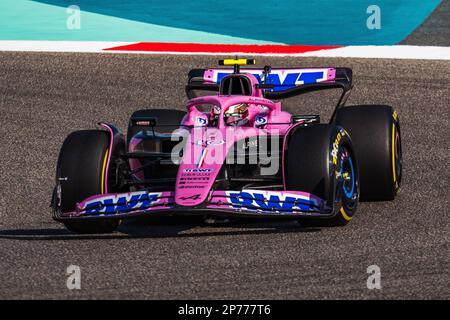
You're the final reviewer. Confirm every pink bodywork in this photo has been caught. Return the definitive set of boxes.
[62,70,338,218]
[175,94,291,206]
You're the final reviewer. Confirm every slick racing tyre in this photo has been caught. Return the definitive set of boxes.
[285,124,359,227]
[55,130,124,233]
[334,105,402,201]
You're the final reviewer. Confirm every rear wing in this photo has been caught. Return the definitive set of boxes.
[186,65,353,123]
[187,67,352,98]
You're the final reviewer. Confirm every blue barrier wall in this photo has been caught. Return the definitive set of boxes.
[0,0,442,44]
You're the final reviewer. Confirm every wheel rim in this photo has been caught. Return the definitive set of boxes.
[342,155,355,198]
[337,146,358,210]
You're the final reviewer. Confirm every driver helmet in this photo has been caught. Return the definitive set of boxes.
[224,103,249,126]
[209,105,221,126]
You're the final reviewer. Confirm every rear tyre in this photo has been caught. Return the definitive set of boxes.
[56,130,124,233]
[285,124,359,227]
[334,105,402,201]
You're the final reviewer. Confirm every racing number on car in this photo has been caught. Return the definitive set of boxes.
[179,194,202,201]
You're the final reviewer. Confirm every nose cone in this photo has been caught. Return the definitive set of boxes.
[175,129,227,207]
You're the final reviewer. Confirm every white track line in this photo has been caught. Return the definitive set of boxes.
[303,45,450,60]
[0,41,132,53]
[0,41,449,60]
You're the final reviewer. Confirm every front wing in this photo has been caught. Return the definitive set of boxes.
[54,189,335,221]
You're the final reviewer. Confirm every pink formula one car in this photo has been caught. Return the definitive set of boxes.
[52,59,402,233]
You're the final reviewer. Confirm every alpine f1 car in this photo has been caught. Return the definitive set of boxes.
[52,59,402,233]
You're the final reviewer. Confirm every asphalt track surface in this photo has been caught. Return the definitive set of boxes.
[402,0,450,46]
[0,53,449,299]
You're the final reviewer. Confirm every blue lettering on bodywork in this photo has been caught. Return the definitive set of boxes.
[84,193,160,214]
[297,72,325,85]
[228,192,253,207]
[228,192,315,212]
[216,70,326,92]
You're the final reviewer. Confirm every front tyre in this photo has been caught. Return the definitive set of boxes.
[284,124,359,227]
[55,130,123,233]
